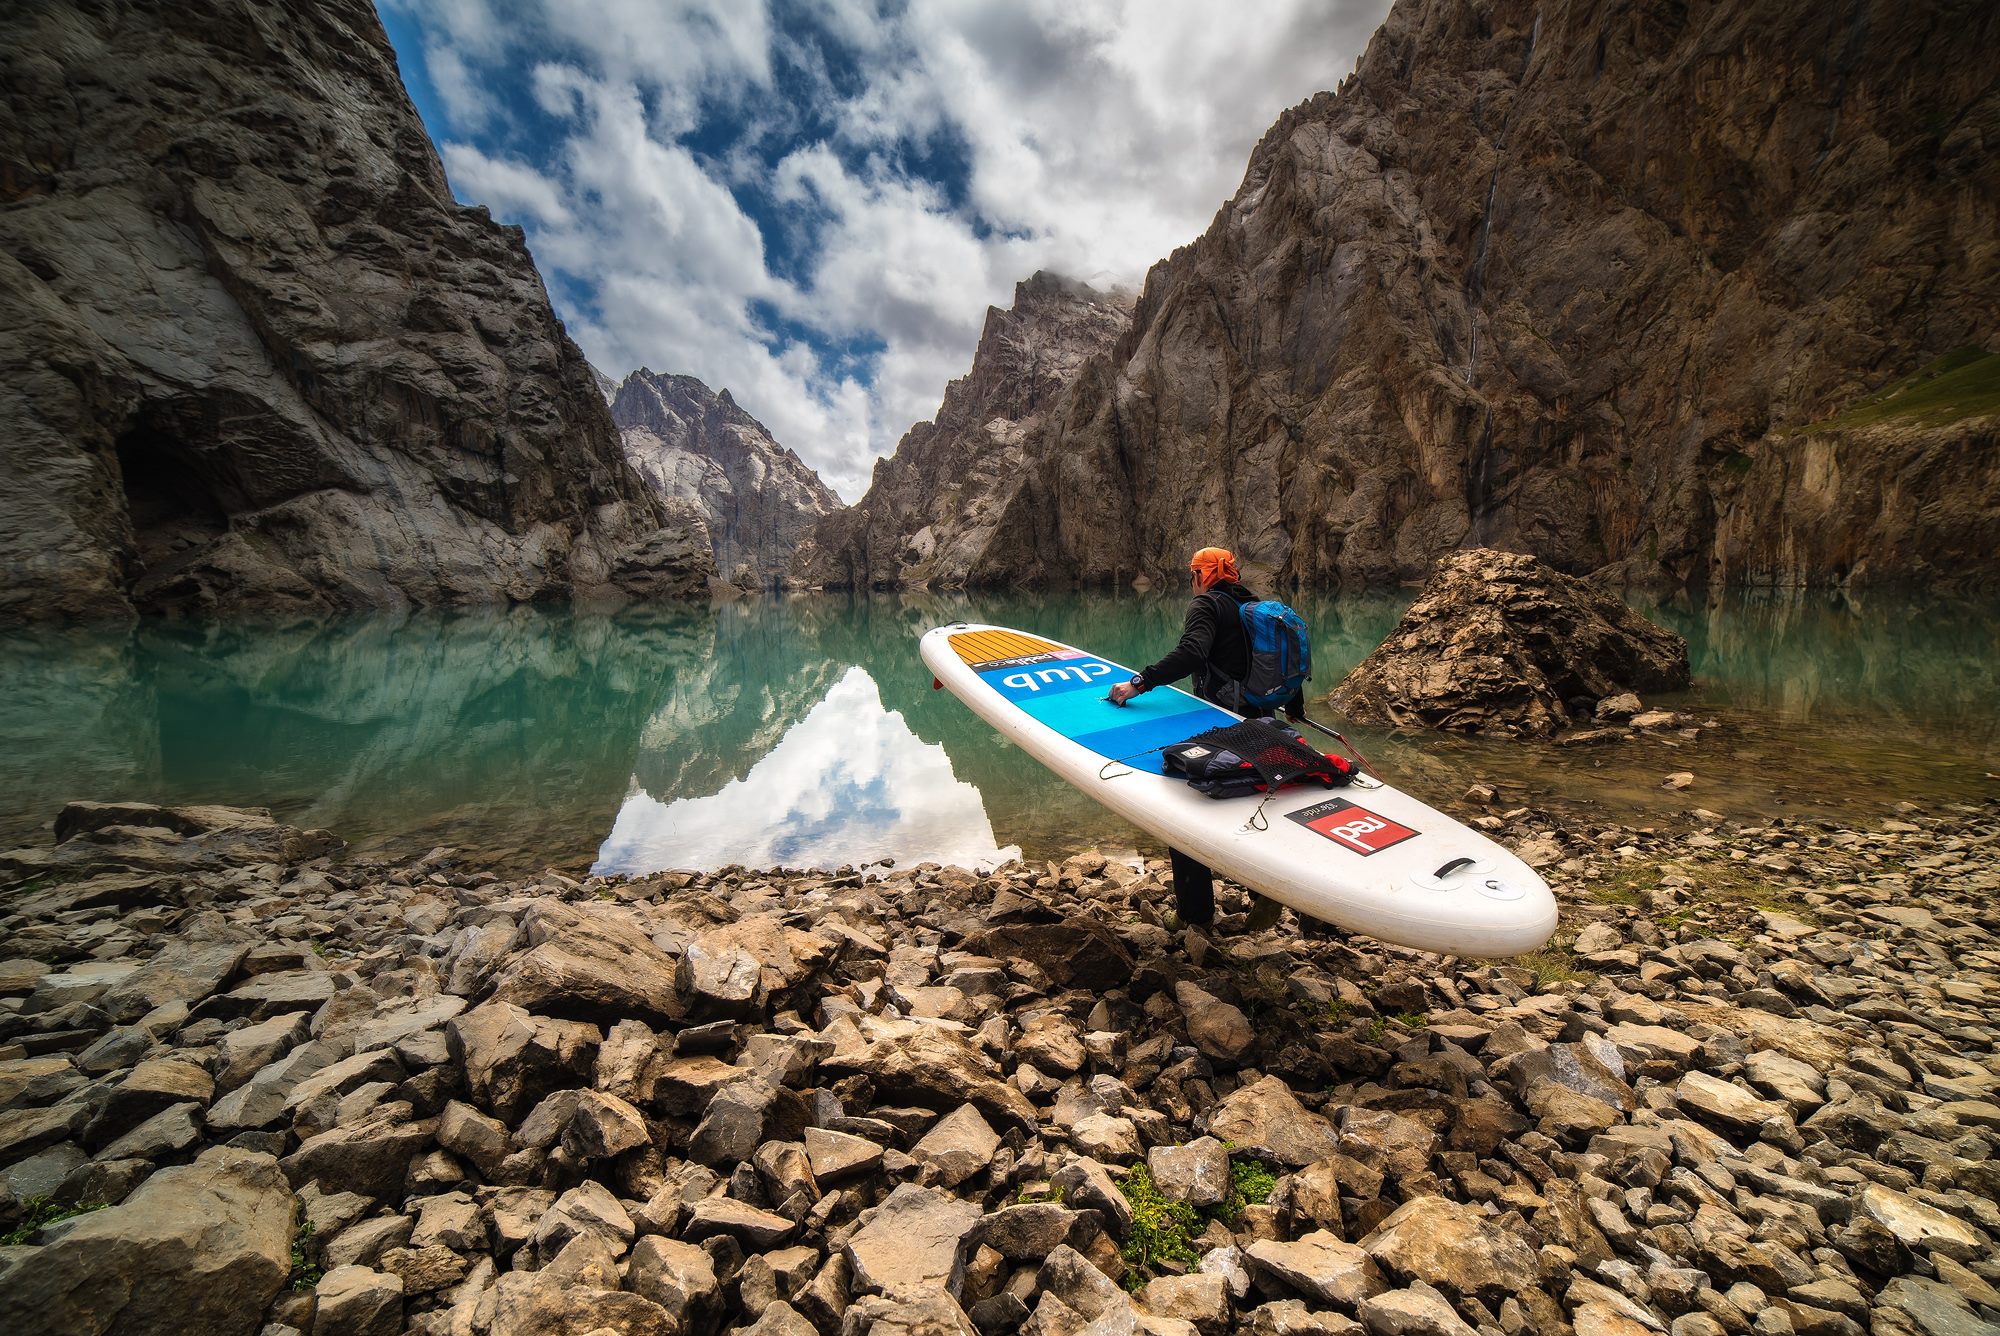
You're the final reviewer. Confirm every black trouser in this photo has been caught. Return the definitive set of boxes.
[1167,689,1305,926]
[1168,847,1215,925]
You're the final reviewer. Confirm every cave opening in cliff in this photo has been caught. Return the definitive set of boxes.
[115,420,230,580]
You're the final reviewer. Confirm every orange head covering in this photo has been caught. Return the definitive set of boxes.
[1189,546,1239,591]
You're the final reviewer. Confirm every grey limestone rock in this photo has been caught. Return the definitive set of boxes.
[0,0,712,622]
[844,0,2000,596]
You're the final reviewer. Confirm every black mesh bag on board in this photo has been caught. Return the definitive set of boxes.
[1162,718,1355,799]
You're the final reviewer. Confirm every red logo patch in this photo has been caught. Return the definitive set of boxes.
[1288,798,1418,856]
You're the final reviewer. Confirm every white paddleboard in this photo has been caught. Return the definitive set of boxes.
[921,623,1558,957]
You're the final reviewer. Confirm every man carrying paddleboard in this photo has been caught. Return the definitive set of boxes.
[1107,546,1302,929]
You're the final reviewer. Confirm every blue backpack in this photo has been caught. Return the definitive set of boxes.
[1234,598,1312,710]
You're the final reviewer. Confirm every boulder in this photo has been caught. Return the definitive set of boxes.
[282,1115,437,1203]
[436,1100,512,1177]
[1854,1184,1983,1262]
[1016,1014,1088,1075]
[1674,1071,1787,1133]
[215,1013,313,1093]
[446,1000,598,1124]
[99,936,250,1023]
[1357,1284,1477,1336]
[820,1014,1038,1133]
[911,1103,1002,1188]
[804,1126,884,1184]
[1246,1232,1389,1307]
[313,1264,404,1336]
[1174,982,1255,1063]
[839,1294,982,1336]
[627,1235,722,1331]
[487,900,686,1026]
[972,1201,1086,1260]
[562,1089,650,1160]
[1139,1273,1233,1336]
[959,918,1134,990]
[1148,1137,1233,1209]
[846,1182,984,1300]
[1361,1198,1540,1299]
[683,1197,798,1249]
[1330,551,1690,737]
[488,1270,678,1336]
[531,1181,635,1260]
[0,1147,293,1335]
[1206,1076,1340,1167]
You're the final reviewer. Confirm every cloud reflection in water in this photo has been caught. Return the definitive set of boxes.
[593,666,1018,876]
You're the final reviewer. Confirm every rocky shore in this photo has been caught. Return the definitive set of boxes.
[1,798,1996,1336]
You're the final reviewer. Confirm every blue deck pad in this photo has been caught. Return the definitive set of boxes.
[977,655,1124,703]
[1020,686,1235,775]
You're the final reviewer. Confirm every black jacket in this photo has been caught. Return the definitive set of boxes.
[1138,581,1252,697]
[1137,580,1307,719]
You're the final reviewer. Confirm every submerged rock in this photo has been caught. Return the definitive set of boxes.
[1330,550,1690,737]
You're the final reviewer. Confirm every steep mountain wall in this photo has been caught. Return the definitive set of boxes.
[612,371,839,589]
[0,0,712,621]
[788,272,1134,590]
[963,0,2000,591]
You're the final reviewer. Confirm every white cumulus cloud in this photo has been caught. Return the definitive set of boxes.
[382,0,1390,502]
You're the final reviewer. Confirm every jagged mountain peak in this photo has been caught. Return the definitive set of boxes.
[786,270,1135,591]
[612,367,838,589]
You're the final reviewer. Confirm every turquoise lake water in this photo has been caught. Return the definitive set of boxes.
[1,591,1994,875]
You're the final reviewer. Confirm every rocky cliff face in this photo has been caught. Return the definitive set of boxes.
[788,272,1133,590]
[0,0,712,621]
[908,0,2000,591]
[611,371,839,589]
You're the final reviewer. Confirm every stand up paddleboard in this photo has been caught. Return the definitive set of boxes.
[921,623,1558,958]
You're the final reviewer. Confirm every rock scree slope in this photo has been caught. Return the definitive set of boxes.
[1,795,1997,1335]
[0,0,713,622]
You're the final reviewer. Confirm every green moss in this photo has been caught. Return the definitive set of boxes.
[1365,1016,1388,1042]
[1116,1163,1201,1273]
[1793,347,2000,433]
[1511,930,1595,989]
[2,1197,108,1245]
[1215,1157,1277,1229]
[1588,865,1656,905]
[1389,1012,1428,1031]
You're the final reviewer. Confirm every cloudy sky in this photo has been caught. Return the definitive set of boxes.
[377,0,1390,501]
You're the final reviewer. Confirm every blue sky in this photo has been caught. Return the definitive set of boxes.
[376,1,1389,501]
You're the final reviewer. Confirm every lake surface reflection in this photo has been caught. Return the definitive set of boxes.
[594,666,1017,875]
[0,588,1992,874]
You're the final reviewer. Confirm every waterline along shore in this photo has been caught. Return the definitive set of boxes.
[0,794,1995,1335]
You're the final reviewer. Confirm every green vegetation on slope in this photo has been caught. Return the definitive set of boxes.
[1797,346,2000,433]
